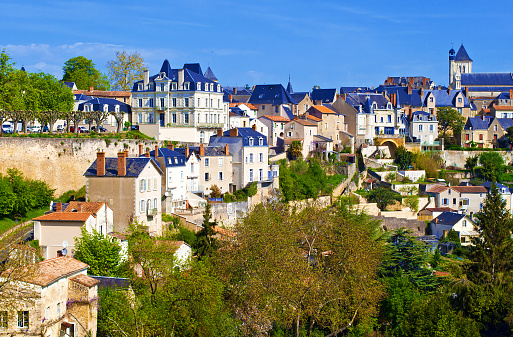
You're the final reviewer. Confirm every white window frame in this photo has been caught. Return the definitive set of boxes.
[17,311,28,328]
[205,158,209,167]
[140,199,145,213]
[140,179,145,192]
[218,158,223,167]
[259,153,263,163]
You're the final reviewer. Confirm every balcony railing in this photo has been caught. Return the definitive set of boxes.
[147,208,158,216]
[156,106,168,111]
[197,123,224,128]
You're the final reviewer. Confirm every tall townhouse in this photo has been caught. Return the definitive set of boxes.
[209,127,269,191]
[131,60,228,143]
[84,151,163,235]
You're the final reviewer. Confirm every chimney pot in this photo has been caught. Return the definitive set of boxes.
[124,149,129,158]
[117,151,126,176]
[97,151,106,176]
[217,128,223,137]
[155,145,159,157]
[233,87,237,95]
[230,127,238,137]
[185,145,189,157]
[138,143,143,157]
[252,124,256,131]
[167,143,174,151]
[225,144,229,156]
[145,151,150,158]
[56,202,62,212]
[199,144,205,156]
[89,86,94,92]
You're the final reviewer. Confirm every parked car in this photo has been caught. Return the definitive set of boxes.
[28,126,41,133]
[78,126,89,133]
[91,126,107,132]
[56,125,64,132]
[2,123,13,134]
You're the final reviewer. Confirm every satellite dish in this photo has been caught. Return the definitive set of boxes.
[62,248,68,256]
[62,241,68,249]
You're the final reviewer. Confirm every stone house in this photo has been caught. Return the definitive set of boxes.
[248,84,296,120]
[461,116,493,148]
[0,256,98,337]
[33,201,113,259]
[430,211,478,246]
[409,111,438,143]
[84,151,163,235]
[305,105,348,150]
[257,115,290,147]
[283,119,318,158]
[427,185,487,217]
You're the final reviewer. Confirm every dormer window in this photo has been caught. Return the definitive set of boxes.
[249,137,254,146]
[103,104,108,112]
[148,84,153,90]
[172,82,177,90]
[259,137,263,146]
[184,83,190,90]
[458,97,462,103]
[259,94,264,98]
[205,84,209,92]
[372,102,377,110]
[197,82,201,90]
[115,105,120,112]
[160,83,165,91]
[138,84,143,91]
[217,84,221,92]
[210,83,214,91]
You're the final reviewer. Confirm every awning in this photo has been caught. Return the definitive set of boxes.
[187,192,207,208]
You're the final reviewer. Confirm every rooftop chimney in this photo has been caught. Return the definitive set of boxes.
[230,127,238,137]
[225,144,229,156]
[510,89,513,99]
[138,143,143,157]
[155,145,159,157]
[407,83,412,95]
[252,123,256,131]
[143,69,149,88]
[185,146,189,157]
[97,151,106,176]
[178,69,184,90]
[117,151,126,176]
[229,94,233,102]
[199,144,205,156]
[56,202,62,212]
[167,143,174,151]
[447,87,451,95]
[124,149,129,158]
[145,151,150,158]
[217,128,223,137]
[422,77,427,86]
[438,85,441,90]
[233,87,237,95]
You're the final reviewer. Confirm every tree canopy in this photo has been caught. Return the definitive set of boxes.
[74,228,122,276]
[106,51,146,91]
[437,107,465,136]
[479,151,505,182]
[62,56,110,91]
[394,146,413,170]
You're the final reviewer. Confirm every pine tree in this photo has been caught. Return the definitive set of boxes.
[195,201,218,259]
[470,182,513,283]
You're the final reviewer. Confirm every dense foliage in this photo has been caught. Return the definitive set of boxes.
[62,56,110,91]
[0,168,54,216]
[74,228,122,276]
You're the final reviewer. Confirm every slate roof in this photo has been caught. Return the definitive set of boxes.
[62,81,75,89]
[468,86,513,92]
[84,157,162,177]
[148,148,186,167]
[496,92,511,100]
[248,84,296,105]
[1,256,89,287]
[203,66,218,82]
[283,106,294,119]
[412,111,437,122]
[340,86,371,94]
[286,79,294,94]
[464,116,493,130]
[423,89,470,107]
[133,59,218,92]
[454,44,472,62]
[430,211,466,226]
[74,93,93,101]
[313,135,333,142]
[78,97,131,113]
[310,88,337,103]
[461,73,513,86]
[346,93,390,113]
[174,146,228,157]
[497,118,513,130]
[290,92,308,103]
[480,181,511,193]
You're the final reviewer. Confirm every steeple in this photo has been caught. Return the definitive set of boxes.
[455,44,472,62]
[286,74,294,94]
[204,66,218,82]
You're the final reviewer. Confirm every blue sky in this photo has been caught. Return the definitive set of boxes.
[2,0,513,92]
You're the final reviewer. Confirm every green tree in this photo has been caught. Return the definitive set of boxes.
[109,110,125,133]
[62,56,110,91]
[195,201,218,259]
[106,51,146,91]
[469,182,513,283]
[217,202,384,337]
[437,107,465,136]
[89,110,110,131]
[465,155,479,176]
[479,151,505,182]
[367,187,401,211]
[394,146,413,170]
[74,228,121,276]
[288,140,303,159]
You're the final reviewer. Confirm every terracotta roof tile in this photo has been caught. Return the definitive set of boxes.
[64,202,104,215]
[261,115,290,122]
[1,256,89,287]
[312,105,335,114]
[493,106,513,110]
[229,103,258,110]
[70,274,100,288]
[74,90,130,97]
[33,212,92,222]
[292,119,317,126]
[425,207,455,212]
[451,186,487,193]
[426,185,449,194]
[303,114,322,122]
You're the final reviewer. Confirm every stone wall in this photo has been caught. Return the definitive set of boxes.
[0,138,159,196]
[374,215,427,236]
[443,150,513,168]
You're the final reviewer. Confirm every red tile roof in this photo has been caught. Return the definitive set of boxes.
[229,103,258,110]
[70,274,100,288]
[425,207,455,212]
[311,105,335,114]
[293,119,318,126]
[64,202,105,216]
[451,186,487,193]
[74,89,130,98]
[493,106,513,110]
[261,115,290,122]
[1,256,89,287]
[33,212,92,222]
[426,185,449,194]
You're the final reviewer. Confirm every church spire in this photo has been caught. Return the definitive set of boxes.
[286,74,294,94]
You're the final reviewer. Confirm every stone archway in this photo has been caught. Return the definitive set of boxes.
[381,140,398,158]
